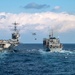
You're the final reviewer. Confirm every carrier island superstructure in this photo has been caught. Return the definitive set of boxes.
[0,22,20,52]
[43,31,63,52]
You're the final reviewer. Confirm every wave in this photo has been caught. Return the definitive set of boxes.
[0,50,9,59]
[38,49,75,60]
[39,49,75,54]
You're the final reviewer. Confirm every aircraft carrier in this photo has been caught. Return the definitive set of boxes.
[0,22,20,52]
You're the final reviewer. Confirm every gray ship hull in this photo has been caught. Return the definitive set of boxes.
[0,47,16,52]
[45,47,62,52]
[49,47,62,52]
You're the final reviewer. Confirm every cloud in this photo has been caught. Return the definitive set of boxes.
[0,12,75,33]
[24,2,50,9]
[52,6,61,12]
[0,15,6,19]
[54,6,61,10]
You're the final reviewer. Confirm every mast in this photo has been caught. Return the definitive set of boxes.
[12,22,19,32]
[51,29,53,37]
[49,29,53,38]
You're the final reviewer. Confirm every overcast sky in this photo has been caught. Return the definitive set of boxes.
[0,0,75,43]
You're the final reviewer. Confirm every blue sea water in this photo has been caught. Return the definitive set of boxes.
[0,44,75,75]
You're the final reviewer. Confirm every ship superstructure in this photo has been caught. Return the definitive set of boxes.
[0,22,20,52]
[11,22,20,46]
[43,30,63,52]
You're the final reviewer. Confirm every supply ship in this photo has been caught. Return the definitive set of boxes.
[0,22,20,52]
[43,31,63,52]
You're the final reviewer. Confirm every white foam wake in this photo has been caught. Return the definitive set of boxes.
[39,49,75,54]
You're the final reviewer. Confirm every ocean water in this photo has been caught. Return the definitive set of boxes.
[0,44,75,75]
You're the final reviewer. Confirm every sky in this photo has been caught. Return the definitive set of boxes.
[0,0,75,43]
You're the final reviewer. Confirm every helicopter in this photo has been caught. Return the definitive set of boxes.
[32,32,37,40]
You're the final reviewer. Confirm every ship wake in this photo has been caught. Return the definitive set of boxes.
[39,49,75,55]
